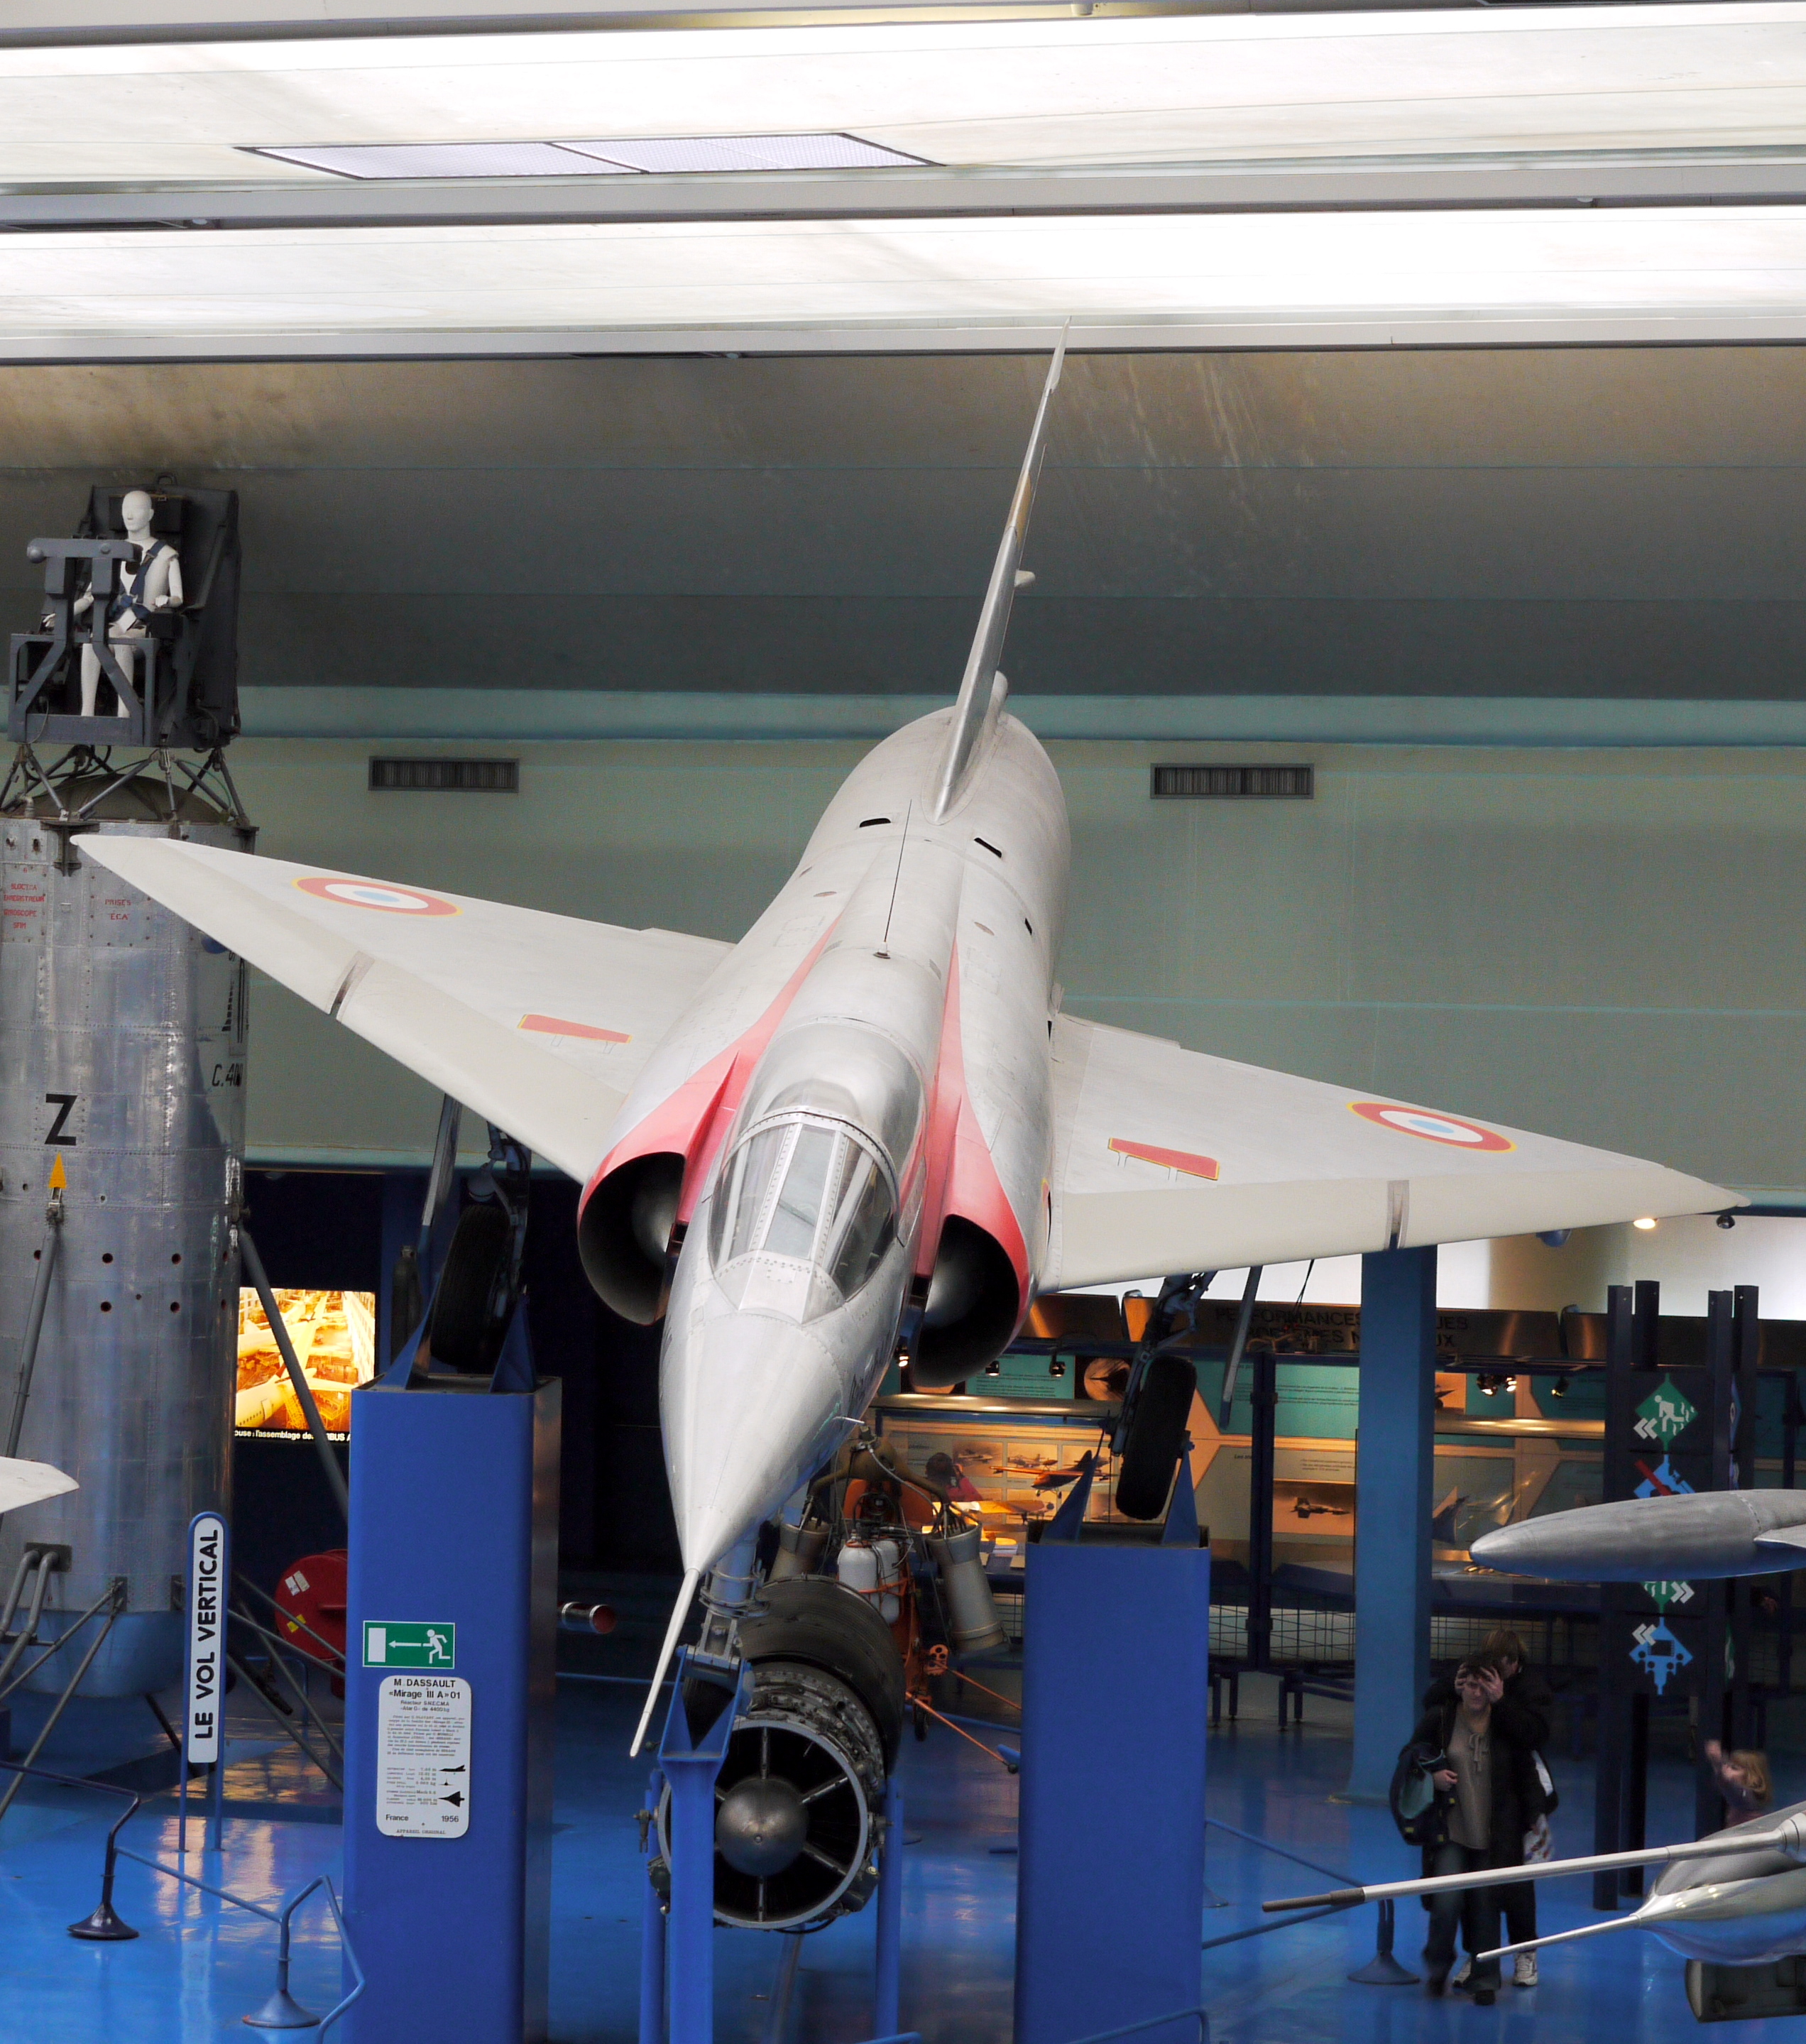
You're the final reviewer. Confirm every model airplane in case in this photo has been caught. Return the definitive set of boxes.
[79,339,1736,1747]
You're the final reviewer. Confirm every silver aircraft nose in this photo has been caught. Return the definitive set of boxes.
[662,1308,844,1580]
[1470,1490,1806,1584]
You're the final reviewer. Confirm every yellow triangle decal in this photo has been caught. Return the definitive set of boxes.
[48,1152,67,1191]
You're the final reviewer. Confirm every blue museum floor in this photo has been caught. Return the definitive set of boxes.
[0,1666,1800,2043]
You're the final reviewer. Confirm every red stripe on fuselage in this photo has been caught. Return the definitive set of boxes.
[580,930,834,1230]
[582,924,1030,1328]
[916,947,1031,1318]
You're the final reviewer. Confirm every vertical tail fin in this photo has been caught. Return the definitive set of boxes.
[629,1565,700,1757]
[928,325,1068,821]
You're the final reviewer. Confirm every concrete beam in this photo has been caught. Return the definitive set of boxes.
[11,154,1806,234]
[0,0,1499,48]
[234,686,1806,748]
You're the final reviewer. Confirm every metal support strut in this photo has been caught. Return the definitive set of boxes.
[657,1654,753,2044]
[0,1545,62,1695]
[874,1774,905,2037]
[240,1225,349,1521]
[5,1181,65,1458]
[638,1773,668,2044]
[0,1578,124,1824]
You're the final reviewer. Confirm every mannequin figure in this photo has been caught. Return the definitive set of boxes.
[73,489,182,718]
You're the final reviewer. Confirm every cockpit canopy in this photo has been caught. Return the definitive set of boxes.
[707,1113,899,1322]
[731,1021,924,1180]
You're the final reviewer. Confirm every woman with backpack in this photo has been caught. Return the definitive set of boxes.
[1401,1651,1549,2004]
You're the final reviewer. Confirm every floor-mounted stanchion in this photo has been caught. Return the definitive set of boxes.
[658,1653,753,2044]
[204,1744,226,1854]
[182,1509,231,1854]
[874,1774,904,2037]
[1347,1898,1418,1986]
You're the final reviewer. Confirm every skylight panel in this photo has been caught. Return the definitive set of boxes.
[566,135,926,174]
[253,142,634,180]
[246,135,926,181]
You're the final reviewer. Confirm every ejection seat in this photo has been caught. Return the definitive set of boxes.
[9,485,241,752]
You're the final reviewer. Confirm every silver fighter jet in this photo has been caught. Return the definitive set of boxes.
[78,343,1736,1749]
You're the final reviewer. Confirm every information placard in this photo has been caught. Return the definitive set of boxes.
[185,1511,229,1764]
[376,1674,472,1839]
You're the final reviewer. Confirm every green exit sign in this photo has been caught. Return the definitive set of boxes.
[363,1621,456,1671]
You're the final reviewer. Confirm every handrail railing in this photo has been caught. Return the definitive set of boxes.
[0,1750,361,2031]
[1198,1815,1409,1982]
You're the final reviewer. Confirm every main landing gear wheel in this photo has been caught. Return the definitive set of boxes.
[1114,1352,1198,1520]
[427,1200,513,1374]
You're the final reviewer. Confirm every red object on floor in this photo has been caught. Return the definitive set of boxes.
[275,1548,348,1694]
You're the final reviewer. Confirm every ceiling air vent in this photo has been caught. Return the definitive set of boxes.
[1151,764,1313,802]
[369,758,519,793]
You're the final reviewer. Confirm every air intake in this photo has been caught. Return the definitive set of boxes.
[1151,764,1313,801]
[369,758,519,794]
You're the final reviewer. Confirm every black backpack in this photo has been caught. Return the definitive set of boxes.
[1390,1740,1449,1847]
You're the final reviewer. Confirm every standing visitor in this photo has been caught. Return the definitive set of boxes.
[1408,1654,1548,2004]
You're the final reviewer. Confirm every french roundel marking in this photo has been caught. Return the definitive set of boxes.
[1350,1101,1515,1152]
[294,876,459,918]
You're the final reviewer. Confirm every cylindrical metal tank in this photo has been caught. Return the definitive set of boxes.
[926,1522,1006,1654]
[0,777,249,1695]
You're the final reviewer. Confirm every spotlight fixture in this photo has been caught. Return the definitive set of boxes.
[985,1359,1002,1377]
[1049,1359,1067,1379]
[1717,1213,1739,1230]
[1633,1217,1658,1232]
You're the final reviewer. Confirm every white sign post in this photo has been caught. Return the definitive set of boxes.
[185,1510,229,1850]
[376,1675,472,1839]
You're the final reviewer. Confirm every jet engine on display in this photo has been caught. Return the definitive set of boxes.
[77,339,1739,1783]
[652,1442,1003,1931]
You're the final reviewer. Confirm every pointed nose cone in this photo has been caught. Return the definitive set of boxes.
[662,1310,844,1578]
[1470,1492,1768,1584]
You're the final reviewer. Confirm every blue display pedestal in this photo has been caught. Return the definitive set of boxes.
[342,1379,560,2043]
[1345,1247,1438,1803]
[1014,1543,1210,2044]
